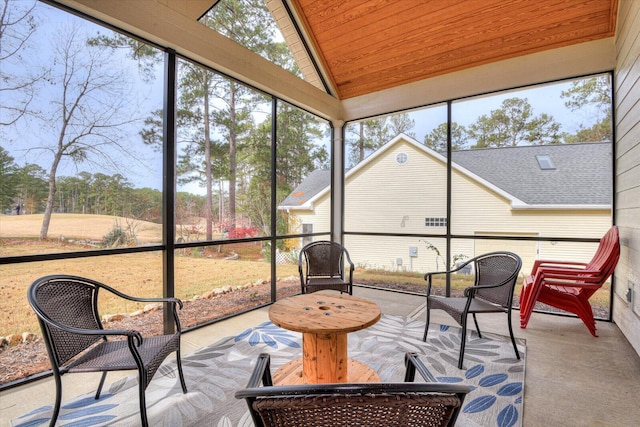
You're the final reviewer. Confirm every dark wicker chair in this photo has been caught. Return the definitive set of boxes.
[423,252,522,369]
[236,352,471,427]
[298,240,354,294]
[27,275,188,427]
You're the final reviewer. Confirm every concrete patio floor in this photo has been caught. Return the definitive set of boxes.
[1,286,639,426]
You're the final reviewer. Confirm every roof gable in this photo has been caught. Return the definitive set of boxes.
[279,134,612,210]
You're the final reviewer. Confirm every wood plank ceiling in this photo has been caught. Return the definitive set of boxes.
[290,0,618,99]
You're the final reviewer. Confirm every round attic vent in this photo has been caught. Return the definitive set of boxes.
[395,152,408,165]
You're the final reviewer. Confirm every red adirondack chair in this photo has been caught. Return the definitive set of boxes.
[519,226,620,336]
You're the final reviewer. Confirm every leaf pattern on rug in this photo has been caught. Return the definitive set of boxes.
[497,404,520,427]
[12,314,525,427]
[464,394,498,413]
[235,321,301,349]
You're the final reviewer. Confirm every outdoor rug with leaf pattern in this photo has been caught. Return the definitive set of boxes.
[12,314,525,427]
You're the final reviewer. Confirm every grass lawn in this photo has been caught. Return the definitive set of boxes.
[0,213,163,246]
[0,214,611,337]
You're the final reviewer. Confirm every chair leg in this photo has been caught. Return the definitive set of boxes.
[423,301,431,342]
[176,348,188,393]
[507,310,521,360]
[574,297,598,337]
[135,364,149,427]
[139,382,149,427]
[472,313,482,338]
[458,315,468,369]
[518,281,531,327]
[95,371,108,399]
[49,372,63,427]
[520,280,543,329]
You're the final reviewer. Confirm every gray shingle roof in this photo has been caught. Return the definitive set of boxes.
[280,141,612,208]
[280,169,332,208]
[451,143,612,205]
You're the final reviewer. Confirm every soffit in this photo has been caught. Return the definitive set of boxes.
[289,0,618,99]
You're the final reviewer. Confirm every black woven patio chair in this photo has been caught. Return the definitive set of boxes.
[423,251,522,369]
[299,240,354,294]
[235,352,470,427]
[27,274,188,427]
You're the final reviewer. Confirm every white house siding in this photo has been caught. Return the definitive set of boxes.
[452,168,609,238]
[450,160,610,272]
[474,234,538,274]
[344,141,448,234]
[295,136,610,275]
[344,234,449,273]
[614,0,640,354]
[290,192,331,237]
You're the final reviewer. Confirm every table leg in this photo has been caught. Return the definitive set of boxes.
[302,332,348,383]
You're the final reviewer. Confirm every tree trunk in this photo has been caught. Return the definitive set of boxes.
[228,84,237,231]
[359,122,365,162]
[203,81,213,240]
[39,155,61,240]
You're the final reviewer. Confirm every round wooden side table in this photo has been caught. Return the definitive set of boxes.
[268,293,381,384]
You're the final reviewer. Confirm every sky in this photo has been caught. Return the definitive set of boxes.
[1,2,165,190]
[1,1,607,196]
[407,79,583,143]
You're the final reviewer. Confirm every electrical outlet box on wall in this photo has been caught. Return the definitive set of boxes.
[635,288,640,316]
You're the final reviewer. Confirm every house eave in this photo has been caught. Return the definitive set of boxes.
[278,204,313,211]
[511,203,611,210]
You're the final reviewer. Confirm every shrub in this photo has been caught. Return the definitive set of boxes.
[227,227,259,238]
[103,224,130,247]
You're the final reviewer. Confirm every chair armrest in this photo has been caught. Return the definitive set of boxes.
[424,260,470,295]
[535,266,605,283]
[34,311,144,346]
[531,259,588,274]
[298,252,306,292]
[102,284,184,309]
[246,353,273,388]
[99,284,184,331]
[423,270,450,296]
[404,352,437,382]
[344,254,355,286]
[343,250,355,278]
[536,278,605,289]
[463,277,515,297]
[424,266,461,281]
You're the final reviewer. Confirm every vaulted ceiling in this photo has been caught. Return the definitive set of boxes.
[288,0,618,99]
[64,0,618,119]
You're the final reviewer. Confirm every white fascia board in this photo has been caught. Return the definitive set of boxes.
[397,135,529,207]
[278,203,313,211]
[278,134,417,211]
[280,133,529,211]
[511,204,611,211]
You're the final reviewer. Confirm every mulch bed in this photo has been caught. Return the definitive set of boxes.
[0,279,300,386]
